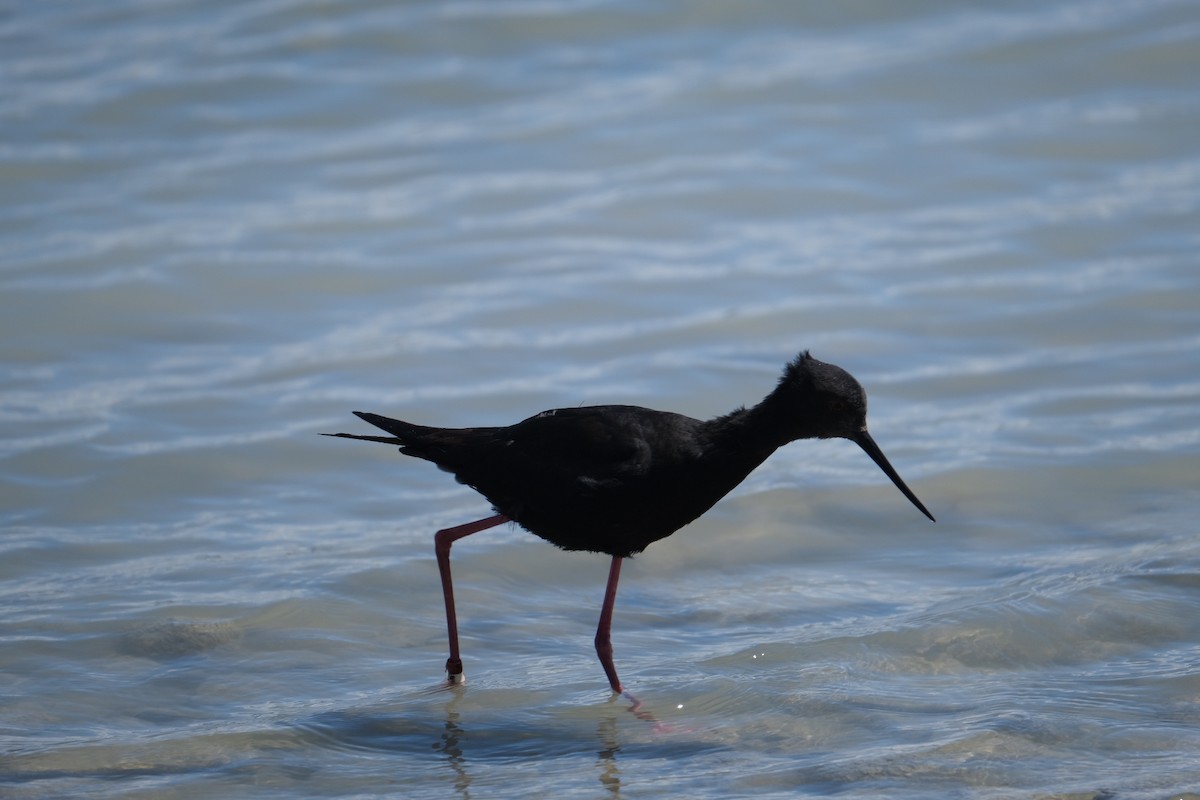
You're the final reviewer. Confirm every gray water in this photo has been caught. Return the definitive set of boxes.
[3,1,1199,798]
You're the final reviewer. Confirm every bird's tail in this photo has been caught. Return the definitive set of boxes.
[322,432,403,445]
[324,411,488,470]
[322,411,421,446]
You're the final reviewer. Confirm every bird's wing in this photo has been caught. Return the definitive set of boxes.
[503,406,666,480]
[457,405,707,504]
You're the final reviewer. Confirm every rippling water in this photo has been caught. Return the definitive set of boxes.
[3,1,1199,798]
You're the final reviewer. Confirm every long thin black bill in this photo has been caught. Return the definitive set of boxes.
[853,430,935,522]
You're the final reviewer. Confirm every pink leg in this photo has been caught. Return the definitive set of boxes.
[434,514,508,684]
[595,556,626,694]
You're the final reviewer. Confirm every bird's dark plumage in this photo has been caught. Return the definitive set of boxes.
[328,352,931,557]
[325,351,933,693]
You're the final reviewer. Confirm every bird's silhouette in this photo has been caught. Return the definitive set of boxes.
[327,351,933,696]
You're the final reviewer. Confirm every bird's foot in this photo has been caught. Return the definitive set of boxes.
[445,657,465,685]
[612,688,674,731]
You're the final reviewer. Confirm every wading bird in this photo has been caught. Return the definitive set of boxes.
[326,351,934,696]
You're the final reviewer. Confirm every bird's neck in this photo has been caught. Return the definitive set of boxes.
[704,399,794,463]
[710,386,823,449]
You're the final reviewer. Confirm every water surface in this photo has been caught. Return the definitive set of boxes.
[3,1,1199,797]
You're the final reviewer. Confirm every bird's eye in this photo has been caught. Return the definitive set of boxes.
[830,399,846,412]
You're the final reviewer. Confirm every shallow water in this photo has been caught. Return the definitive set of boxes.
[3,0,1199,797]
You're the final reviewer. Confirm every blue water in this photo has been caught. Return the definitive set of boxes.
[3,1,1200,797]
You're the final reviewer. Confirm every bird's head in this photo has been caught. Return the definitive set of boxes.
[774,352,935,521]
[776,351,870,440]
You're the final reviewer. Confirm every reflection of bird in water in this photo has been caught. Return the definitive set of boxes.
[596,712,622,798]
[433,705,470,799]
